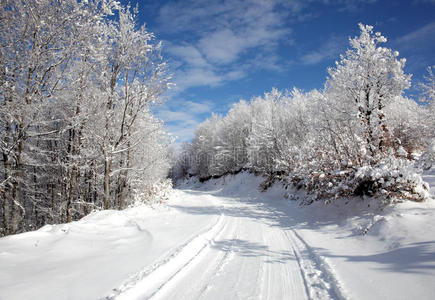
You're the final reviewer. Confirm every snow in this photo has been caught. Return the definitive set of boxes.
[1,172,435,299]
[0,193,221,300]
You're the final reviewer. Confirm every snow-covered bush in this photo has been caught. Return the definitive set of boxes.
[417,140,435,170]
[353,158,429,202]
[385,96,429,158]
[297,156,429,204]
[133,179,173,205]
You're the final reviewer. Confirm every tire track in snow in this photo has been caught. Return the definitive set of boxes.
[258,219,307,300]
[259,224,269,299]
[149,200,244,300]
[195,216,240,299]
[145,218,230,300]
[104,200,226,300]
[285,229,348,300]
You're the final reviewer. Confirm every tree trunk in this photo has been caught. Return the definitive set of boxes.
[2,121,12,235]
[11,123,25,234]
[103,155,111,209]
[119,140,131,209]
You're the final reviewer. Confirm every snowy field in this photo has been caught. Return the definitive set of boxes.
[1,172,435,300]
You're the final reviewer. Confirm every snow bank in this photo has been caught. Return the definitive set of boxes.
[0,190,221,300]
[188,172,435,300]
[1,171,435,300]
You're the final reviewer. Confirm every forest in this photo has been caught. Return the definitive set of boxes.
[172,24,435,205]
[0,0,172,236]
[1,0,435,237]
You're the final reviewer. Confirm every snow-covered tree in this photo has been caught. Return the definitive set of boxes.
[326,23,411,160]
[0,0,171,236]
[172,23,429,204]
[416,66,435,169]
[419,66,435,103]
[217,100,251,173]
[247,88,284,175]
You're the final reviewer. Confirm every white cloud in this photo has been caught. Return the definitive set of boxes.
[158,0,376,94]
[157,100,214,122]
[246,52,287,72]
[166,43,209,68]
[157,0,293,93]
[396,21,435,46]
[225,69,246,81]
[198,29,242,64]
[156,99,216,144]
[157,0,294,35]
[167,61,247,92]
[175,67,223,89]
[153,0,379,142]
[164,41,224,90]
[391,21,435,73]
[300,35,345,65]
[156,110,193,123]
[184,100,214,114]
[166,122,200,144]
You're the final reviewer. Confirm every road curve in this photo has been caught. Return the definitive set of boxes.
[106,189,346,300]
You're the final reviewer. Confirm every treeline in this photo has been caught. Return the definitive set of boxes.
[172,24,435,204]
[0,0,171,236]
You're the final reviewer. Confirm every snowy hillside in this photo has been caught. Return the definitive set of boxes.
[1,172,435,300]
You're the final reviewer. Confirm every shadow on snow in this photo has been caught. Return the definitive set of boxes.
[171,187,435,274]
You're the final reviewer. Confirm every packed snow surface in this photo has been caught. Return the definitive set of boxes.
[1,172,435,300]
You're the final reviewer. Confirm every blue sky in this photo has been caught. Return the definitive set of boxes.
[120,0,435,145]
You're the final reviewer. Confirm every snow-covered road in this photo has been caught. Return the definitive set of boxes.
[1,173,435,300]
[111,188,345,300]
